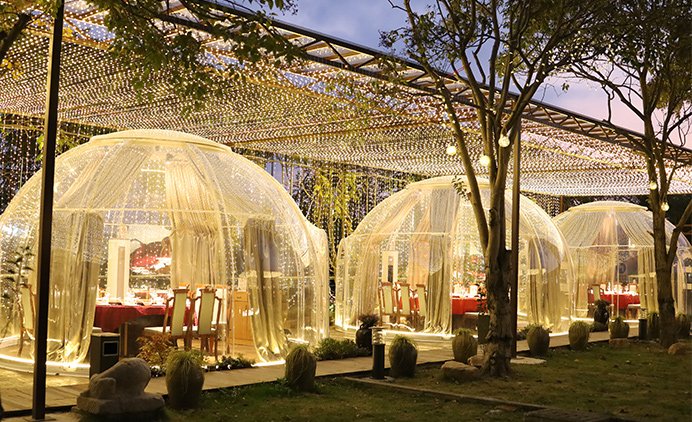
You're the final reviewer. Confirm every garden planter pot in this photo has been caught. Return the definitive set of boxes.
[166,363,204,409]
[355,328,372,352]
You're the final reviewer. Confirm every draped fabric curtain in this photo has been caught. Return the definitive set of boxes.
[166,154,224,289]
[408,189,459,333]
[349,195,419,325]
[42,142,148,364]
[244,218,286,361]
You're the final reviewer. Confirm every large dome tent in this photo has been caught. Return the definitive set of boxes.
[335,176,576,337]
[0,129,328,371]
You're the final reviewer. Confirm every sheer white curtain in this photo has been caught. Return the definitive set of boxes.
[46,142,149,364]
[166,153,224,289]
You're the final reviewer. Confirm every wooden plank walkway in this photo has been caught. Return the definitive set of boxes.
[1,327,636,415]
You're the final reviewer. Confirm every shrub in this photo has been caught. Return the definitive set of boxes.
[648,311,660,339]
[527,325,550,357]
[137,332,174,374]
[676,313,691,339]
[358,313,379,329]
[218,354,255,370]
[389,335,417,378]
[568,321,590,351]
[284,345,316,392]
[314,338,369,361]
[609,316,630,339]
[516,325,531,341]
[591,321,608,332]
[451,328,477,363]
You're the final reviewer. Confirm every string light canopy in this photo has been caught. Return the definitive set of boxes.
[0,0,690,197]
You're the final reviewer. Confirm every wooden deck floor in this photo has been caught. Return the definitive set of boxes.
[0,327,635,415]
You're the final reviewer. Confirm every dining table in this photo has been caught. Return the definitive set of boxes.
[94,303,168,333]
[94,303,168,356]
[588,292,640,310]
[451,295,482,315]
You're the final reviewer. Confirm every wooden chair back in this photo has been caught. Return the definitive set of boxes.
[194,287,222,336]
[415,284,427,319]
[19,284,35,334]
[398,283,412,316]
[164,288,190,337]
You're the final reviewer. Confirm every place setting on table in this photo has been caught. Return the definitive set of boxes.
[94,289,171,355]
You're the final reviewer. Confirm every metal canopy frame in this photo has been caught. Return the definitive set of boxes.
[1,0,690,196]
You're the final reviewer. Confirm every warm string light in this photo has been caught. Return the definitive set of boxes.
[0,0,689,200]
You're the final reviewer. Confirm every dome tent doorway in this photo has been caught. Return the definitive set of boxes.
[554,201,692,317]
[335,176,575,337]
[0,130,328,372]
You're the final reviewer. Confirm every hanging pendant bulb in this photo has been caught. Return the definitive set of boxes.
[446,144,457,155]
[479,155,491,166]
[661,202,670,211]
[498,134,510,147]
[649,181,658,190]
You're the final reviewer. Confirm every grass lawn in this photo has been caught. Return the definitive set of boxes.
[160,378,527,422]
[393,340,692,422]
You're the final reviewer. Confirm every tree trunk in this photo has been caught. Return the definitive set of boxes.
[481,201,513,377]
[652,207,677,348]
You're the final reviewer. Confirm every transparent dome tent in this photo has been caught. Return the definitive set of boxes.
[0,129,328,372]
[553,201,692,317]
[335,176,575,337]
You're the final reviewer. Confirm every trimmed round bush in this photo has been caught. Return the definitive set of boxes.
[389,335,418,378]
[568,321,590,351]
[166,350,205,410]
[285,345,317,392]
[452,328,477,363]
[527,325,550,357]
[609,316,630,339]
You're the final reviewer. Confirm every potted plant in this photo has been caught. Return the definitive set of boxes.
[527,325,550,357]
[355,313,379,353]
[389,335,417,378]
[609,316,630,339]
[165,349,205,409]
[568,321,590,351]
[284,344,317,392]
[451,328,477,363]
[593,299,611,325]
[476,286,490,344]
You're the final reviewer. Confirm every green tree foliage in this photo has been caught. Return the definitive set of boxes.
[569,0,692,348]
[380,0,606,377]
[1,1,303,113]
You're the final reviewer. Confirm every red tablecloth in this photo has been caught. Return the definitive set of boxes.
[94,304,167,332]
[588,292,640,310]
[452,296,481,315]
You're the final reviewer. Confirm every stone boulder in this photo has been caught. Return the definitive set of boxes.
[76,358,164,415]
[441,360,480,382]
[467,354,485,368]
[608,338,630,349]
[668,342,692,355]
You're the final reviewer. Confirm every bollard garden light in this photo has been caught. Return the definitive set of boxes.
[371,326,385,379]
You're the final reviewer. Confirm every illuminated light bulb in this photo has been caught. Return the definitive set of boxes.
[479,155,491,166]
[446,145,457,155]
[661,202,670,211]
[498,134,510,147]
[649,181,658,190]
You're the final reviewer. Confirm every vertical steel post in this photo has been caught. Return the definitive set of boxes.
[33,1,64,419]
[510,121,521,358]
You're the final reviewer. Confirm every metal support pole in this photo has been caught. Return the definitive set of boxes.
[32,1,64,419]
[510,121,521,358]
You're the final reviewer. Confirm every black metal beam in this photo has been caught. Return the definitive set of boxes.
[32,0,63,419]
